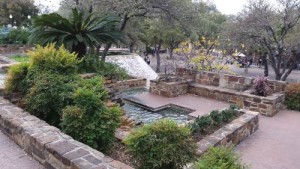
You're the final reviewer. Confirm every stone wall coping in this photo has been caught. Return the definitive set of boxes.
[196,110,259,155]
[243,89,285,101]
[0,97,133,169]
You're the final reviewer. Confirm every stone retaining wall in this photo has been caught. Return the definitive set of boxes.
[0,97,133,169]
[0,44,34,54]
[189,84,285,116]
[150,80,189,97]
[106,78,147,91]
[196,71,220,86]
[196,110,259,155]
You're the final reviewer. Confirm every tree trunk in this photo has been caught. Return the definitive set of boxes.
[156,40,163,73]
[100,14,129,62]
[169,48,173,59]
[95,45,101,55]
[101,44,112,62]
[72,42,86,59]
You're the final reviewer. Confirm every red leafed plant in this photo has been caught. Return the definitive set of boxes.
[252,76,271,96]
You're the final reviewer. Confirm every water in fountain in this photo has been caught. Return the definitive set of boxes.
[121,88,191,124]
[106,54,158,80]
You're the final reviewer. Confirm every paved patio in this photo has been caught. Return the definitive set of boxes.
[125,92,230,117]
[236,110,300,169]
[0,130,44,169]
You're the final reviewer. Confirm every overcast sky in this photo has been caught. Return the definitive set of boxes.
[35,0,252,15]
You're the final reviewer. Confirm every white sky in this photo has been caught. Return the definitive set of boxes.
[213,0,248,15]
[35,0,273,15]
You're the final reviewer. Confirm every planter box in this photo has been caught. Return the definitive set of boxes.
[0,97,133,169]
[196,110,259,155]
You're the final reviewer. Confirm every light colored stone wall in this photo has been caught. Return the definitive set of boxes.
[0,97,133,169]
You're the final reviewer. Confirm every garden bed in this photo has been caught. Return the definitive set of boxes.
[107,108,259,167]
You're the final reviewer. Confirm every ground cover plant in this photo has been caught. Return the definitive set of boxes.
[190,105,241,141]
[10,55,29,63]
[195,146,248,169]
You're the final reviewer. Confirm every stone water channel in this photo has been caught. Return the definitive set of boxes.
[121,88,191,124]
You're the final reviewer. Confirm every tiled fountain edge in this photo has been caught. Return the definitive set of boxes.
[0,97,133,169]
[196,110,259,156]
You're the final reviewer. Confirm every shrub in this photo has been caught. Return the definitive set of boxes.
[97,62,129,80]
[28,44,80,75]
[190,115,213,134]
[252,76,271,96]
[195,146,248,169]
[25,72,75,126]
[210,110,223,124]
[4,62,30,95]
[3,28,31,44]
[61,87,121,152]
[221,109,236,123]
[75,76,108,101]
[285,83,300,111]
[78,54,101,73]
[124,119,197,169]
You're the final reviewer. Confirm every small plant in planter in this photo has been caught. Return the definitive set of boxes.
[252,76,271,97]
[124,119,197,169]
[195,146,248,169]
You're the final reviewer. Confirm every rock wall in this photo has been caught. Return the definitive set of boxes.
[0,97,133,169]
[188,84,285,116]
[196,110,259,155]
[150,80,189,97]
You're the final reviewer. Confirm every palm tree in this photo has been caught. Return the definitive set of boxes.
[30,8,122,58]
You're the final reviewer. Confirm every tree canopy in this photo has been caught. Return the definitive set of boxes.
[0,0,39,27]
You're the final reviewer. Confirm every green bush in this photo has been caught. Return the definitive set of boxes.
[190,106,239,135]
[25,72,75,126]
[210,110,223,124]
[221,109,236,123]
[2,28,31,44]
[285,83,300,111]
[78,54,101,73]
[195,146,248,169]
[61,87,121,152]
[4,62,30,95]
[190,116,212,134]
[124,119,197,169]
[28,44,80,75]
[78,54,129,80]
[75,76,108,101]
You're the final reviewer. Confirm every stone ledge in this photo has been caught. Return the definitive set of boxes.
[196,110,259,155]
[0,97,133,169]
[189,83,285,116]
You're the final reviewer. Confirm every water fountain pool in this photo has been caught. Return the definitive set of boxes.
[121,88,192,124]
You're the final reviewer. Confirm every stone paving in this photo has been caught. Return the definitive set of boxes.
[125,92,230,117]
[236,110,300,169]
[0,130,45,169]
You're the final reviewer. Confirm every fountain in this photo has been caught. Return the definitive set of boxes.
[106,54,158,80]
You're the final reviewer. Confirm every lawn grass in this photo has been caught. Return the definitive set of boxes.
[10,55,29,63]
